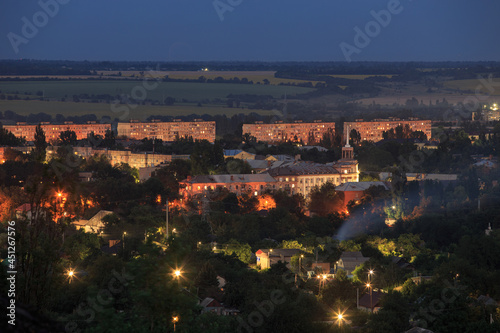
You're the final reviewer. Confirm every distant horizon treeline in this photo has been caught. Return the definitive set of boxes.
[1,59,500,76]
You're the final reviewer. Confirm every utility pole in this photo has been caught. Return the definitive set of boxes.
[166,199,169,240]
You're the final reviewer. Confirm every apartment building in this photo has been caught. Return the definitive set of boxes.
[344,119,432,143]
[117,119,216,142]
[179,145,358,200]
[242,120,335,145]
[3,121,111,142]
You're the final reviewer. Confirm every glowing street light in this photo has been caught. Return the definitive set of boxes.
[172,316,179,332]
[366,283,373,313]
[337,313,344,328]
[368,269,374,283]
[67,269,75,283]
[173,269,182,279]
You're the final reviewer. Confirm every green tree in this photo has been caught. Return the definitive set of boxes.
[33,124,47,162]
[59,130,77,145]
[195,261,219,298]
[222,239,252,264]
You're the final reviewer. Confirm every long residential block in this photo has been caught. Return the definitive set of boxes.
[117,119,216,142]
[3,121,111,142]
[242,120,335,145]
[344,119,432,142]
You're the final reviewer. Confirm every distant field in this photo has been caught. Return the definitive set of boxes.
[444,78,500,94]
[97,70,321,86]
[329,74,395,80]
[355,93,499,106]
[0,100,278,120]
[0,80,314,101]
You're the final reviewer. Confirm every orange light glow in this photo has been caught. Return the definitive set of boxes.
[257,194,276,211]
[156,195,162,204]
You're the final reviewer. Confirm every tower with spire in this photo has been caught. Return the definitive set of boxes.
[341,124,354,160]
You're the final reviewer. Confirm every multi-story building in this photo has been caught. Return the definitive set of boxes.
[242,120,335,145]
[1,145,188,170]
[344,118,432,143]
[117,119,216,142]
[179,145,358,200]
[3,121,111,142]
[473,103,500,122]
[267,145,359,198]
[179,174,277,198]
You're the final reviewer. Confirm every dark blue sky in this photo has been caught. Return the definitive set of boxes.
[1,0,499,62]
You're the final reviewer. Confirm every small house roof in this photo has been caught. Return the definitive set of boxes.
[359,290,384,309]
[200,297,223,308]
[256,249,302,257]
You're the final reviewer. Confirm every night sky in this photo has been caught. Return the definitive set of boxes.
[1,0,499,61]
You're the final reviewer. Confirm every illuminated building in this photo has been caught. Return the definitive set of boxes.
[344,118,432,143]
[179,174,276,198]
[117,119,216,142]
[3,121,111,142]
[267,142,359,198]
[473,103,500,121]
[242,120,335,145]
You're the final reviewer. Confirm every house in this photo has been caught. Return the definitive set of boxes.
[255,248,302,270]
[311,262,331,274]
[336,251,369,277]
[78,172,94,182]
[391,256,414,270]
[335,181,389,206]
[265,154,296,162]
[15,203,33,221]
[72,210,112,233]
[15,203,48,221]
[298,145,328,152]
[199,297,239,316]
[223,149,256,160]
[358,290,384,313]
[200,298,224,315]
[179,174,277,198]
[477,295,498,306]
[101,239,121,256]
[411,275,433,285]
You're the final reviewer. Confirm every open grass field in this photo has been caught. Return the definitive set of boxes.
[0,100,279,120]
[97,70,321,86]
[444,78,500,95]
[0,80,314,101]
[328,74,395,80]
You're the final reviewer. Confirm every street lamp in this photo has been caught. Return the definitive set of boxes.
[174,269,181,278]
[122,232,127,255]
[368,269,374,283]
[299,254,304,275]
[67,269,75,284]
[172,316,179,332]
[366,283,373,313]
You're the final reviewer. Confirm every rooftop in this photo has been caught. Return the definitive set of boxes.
[183,174,276,184]
[335,182,389,192]
[267,161,341,177]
